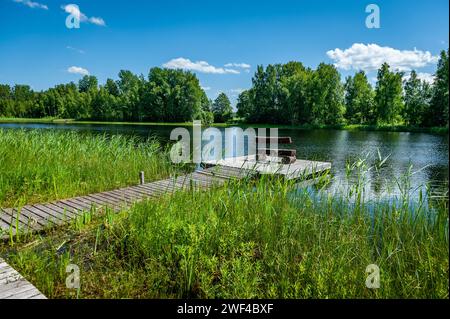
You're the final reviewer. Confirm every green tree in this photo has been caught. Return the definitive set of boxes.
[78,75,98,93]
[105,78,120,97]
[308,63,345,125]
[0,84,12,116]
[117,70,142,121]
[236,89,253,120]
[428,49,449,126]
[403,70,432,126]
[374,63,404,124]
[91,87,119,120]
[212,93,233,123]
[344,71,375,124]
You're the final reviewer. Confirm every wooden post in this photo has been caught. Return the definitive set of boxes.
[139,171,145,185]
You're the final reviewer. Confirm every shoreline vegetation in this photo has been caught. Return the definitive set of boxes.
[1,50,448,134]
[0,117,448,134]
[0,128,448,298]
[1,171,448,298]
[0,129,178,207]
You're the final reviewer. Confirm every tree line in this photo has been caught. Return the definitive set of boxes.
[0,49,448,127]
[0,68,215,124]
[237,49,449,127]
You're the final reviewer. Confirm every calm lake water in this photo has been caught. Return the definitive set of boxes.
[1,122,448,201]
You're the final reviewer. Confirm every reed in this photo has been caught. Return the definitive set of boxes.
[0,129,177,207]
[2,169,447,299]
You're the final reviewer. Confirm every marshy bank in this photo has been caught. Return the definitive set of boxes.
[0,129,178,207]
[1,174,448,298]
[0,128,448,299]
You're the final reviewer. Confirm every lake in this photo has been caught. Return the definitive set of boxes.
[1,121,448,201]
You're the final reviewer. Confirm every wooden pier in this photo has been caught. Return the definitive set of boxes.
[0,158,330,298]
[0,258,46,299]
[0,161,330,240]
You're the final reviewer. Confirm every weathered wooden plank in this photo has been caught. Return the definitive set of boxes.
[191,172,227,184]
[145,180,177,193]
[99,191,135,203]
[281,156,297,164]
[77,195,109,208]
[31,204,71,223]
[140,182,169,193]
[0,216,12,232]
[0,208,40,231]
[65,198,95,210]
[201,168,248,179]
[82,195,116,208]
[257,148,297,157]
[133,184,158,198]
[14,207,50,229]
[115,188,146,199]
[124,187,152,197]
[87,194,123,208]
[133,185,161,197]
[5,287,45,299]
[109,188,141,200]
[15,207,55,227]
[53,201,86,215]
[137,183,167,195]
[38,203,78,219]
[0,280,41,299]
[0,258,46,299]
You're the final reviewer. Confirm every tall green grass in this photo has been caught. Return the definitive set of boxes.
[3,173,448,299]
[0,129,176,207]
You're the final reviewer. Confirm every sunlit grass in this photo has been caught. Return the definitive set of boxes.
[2,172,448,299]
[0,129,177,207]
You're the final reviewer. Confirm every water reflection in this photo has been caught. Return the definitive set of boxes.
[1,122,448,200]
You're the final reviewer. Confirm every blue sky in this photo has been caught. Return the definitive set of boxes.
[0,0,448,106]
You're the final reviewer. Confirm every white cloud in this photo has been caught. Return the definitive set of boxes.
[62,4,106,26]
[201,86,211,91]
[224,63,251,69]
[327,43,439,72]
[163,58,240,74]
[417,72,435,84]
[13,0,48,10]
[88,17,106,26]
[67,66,89,76]
[66,46,85,54]
[229,88,245,94]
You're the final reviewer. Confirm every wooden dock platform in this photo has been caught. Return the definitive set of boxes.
[0,159,330,299]
[0,160,330,240]
[0,258,46,299]
[204,155,331,180]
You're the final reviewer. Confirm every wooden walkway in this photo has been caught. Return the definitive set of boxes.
[0,258,46,299]
[0,160,330,299]
[0,166,260,240]
[0,161,331,239]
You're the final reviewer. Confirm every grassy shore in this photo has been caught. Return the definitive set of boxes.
[1,174,448,298]
[0,117,448,134]
[0,128,447,299]
[0,129,178,207]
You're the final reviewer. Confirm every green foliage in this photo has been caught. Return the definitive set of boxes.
[237,62,344,125]
[403,71,432,126]
[212,93,233,123]
[3,173,448,298]
[1,50,449,128]
[374,63,404,124]
[345,71,375,124]
[0,69,210,123]
[428,50,449,127]
[0,129,175,207]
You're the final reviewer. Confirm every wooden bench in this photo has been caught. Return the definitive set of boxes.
[255,136,297,164]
